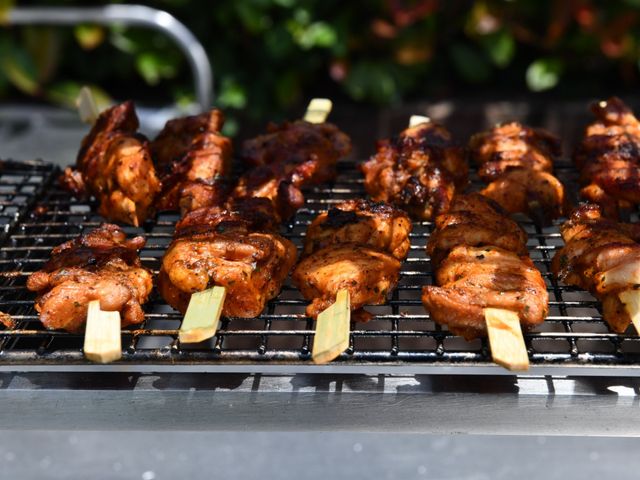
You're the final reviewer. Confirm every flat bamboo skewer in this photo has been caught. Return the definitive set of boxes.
[619,290,640,334]
[483,307,529,371]
[180,98,333,344]
[408,115,431,127]
[84,300,122,363]
[76,88,124,363]
[312,290,351,364]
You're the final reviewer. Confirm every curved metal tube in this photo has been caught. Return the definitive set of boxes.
[5,4,213,111]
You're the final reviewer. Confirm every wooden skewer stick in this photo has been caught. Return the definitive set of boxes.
[179,286,227,343]
[483,307,529,371]
[618,290,640,335]
[76,86,100,125]
[312,289,351,364]
[84,300,122,364]
[304,98,332,124]
[408,115,431,127]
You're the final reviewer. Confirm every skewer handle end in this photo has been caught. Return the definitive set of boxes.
[179,286,226,344]
[484,307,529,371]
[312,289,350,364]
[84,300,122,364]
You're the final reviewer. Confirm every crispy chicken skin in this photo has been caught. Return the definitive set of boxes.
[158,198,297,317]
[293,244,401,321]
[427,193,528,268]
[235,120,351,221]
[551,203,640,332]
[303,199,412,260]
[423,193,547,339]
[151,109,232,214]
[423,245,548,339]
[470,121,565,222]
[241,119,352,183]
[293,199,410,321]
[24,224,152,333]
[574,97,640,218]
[61,101,161,226]
[360,121,467,220]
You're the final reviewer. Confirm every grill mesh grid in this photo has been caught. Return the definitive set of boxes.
[1,158,640,368]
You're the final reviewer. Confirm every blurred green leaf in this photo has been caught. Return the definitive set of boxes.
[46,82,112,111]
[526,58,563,91]
[344,61,397,104]
[480,30,515,68]
[218,77,247,109]
[450,43,492,83]
[293,22,337,49]
[74,25,105,50]
[135,52,178,86]
[0,41,39,95]
[24,27,59,84]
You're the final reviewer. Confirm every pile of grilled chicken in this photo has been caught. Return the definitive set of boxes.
[293,199,411,321]
[574,97,640,219]
[422,194,548,339]
[469,122,566,223]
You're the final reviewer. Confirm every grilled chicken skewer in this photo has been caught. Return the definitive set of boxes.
[167,99,349,343]
[551,203,640,333]
[61,100,161,227]
[360,118,467,220]
[21,224,153,362]
[292,199,412,363]
[151,109,232,214]
[574,97,640,219]
[469,121,566,224]
[423,194,548,370]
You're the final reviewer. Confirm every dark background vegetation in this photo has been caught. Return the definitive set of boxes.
[2,0,640,134]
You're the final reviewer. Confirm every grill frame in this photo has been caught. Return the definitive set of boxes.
[1,158,640,375]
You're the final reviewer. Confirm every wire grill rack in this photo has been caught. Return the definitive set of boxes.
[1,158,640,374]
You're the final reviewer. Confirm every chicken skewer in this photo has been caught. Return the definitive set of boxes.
[173,99,345,343]
[468,121,566,225]
[292,199,412,363]
[574,97,640,219]
[423,193,549,370]
[551,203,640,334]
[22,223,153,363]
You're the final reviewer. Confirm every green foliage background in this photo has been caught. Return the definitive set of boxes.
[2,0,640,127]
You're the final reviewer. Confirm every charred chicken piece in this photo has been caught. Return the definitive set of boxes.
[61,101,161,226]
[24,224,152,333]
[551,203,640,332]
[151,109,232,214]
[241,119,352,184]
[422,245,548,340]
[235,120,351,221]
[361,121,467,220]
[303,199,412,260]
[574,97,640,218]
[470,122,565,222]
[423,193,547,340]
[292,199,411,321]
[293,243,401,322]
[427,193,528,268]
[158,198,297,317]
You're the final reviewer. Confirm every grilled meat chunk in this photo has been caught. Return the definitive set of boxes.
[303,199,412,260]
[423,245,548,339]
[25,224,152,332]
[235,120,351,221]
[293,199,410,321]
[551,203,640,332]
[470,121,565,222]
[427,193,528,268]
[574,97,640,218]
[151,109,232,213]
[61,101,161,226]
[241,119,352,184]
[293,244,401,322]
[423,193,547,340]
[361,121,467,220]
[158,198,297,317]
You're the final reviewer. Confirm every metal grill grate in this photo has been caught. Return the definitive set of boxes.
[1,158,640,374]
